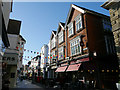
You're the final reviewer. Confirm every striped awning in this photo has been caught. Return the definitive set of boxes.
[66,63,81,72]
[55,66,67,72]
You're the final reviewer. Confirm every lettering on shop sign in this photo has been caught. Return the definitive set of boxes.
[2,57,15,61]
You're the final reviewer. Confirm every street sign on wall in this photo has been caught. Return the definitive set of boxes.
[2,53,18,65]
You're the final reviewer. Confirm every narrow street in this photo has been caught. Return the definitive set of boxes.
[1,1,120,90]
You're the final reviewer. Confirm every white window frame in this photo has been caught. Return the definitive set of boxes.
[58,31,64,44]
[75,14,83,31]
[70,36,81,56]
[58,46,64,60]
[51,37,55,49]
[68,22,74,37]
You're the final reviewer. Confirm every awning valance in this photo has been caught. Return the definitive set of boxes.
[66,63,81,72]
[76,57,89,63]
[55,66,67,72]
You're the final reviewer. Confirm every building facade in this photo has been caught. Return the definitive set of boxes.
[2,19,25,88]
[40,44,48,78]
[28,55,41,78]
[49,4,118,89]
[17,35,26,74]
[50,31,57,78]
[0,1,12,56]
[46,40,50,78]
[101,1,120,82]
[0,1,12,89]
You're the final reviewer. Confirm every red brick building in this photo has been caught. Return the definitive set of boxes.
[50,4,119,89]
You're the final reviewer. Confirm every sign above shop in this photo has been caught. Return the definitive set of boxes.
[2,53,18,65]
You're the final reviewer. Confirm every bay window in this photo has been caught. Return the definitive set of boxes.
[70,36,81,56]
[58,31,64,44]
[75,14,83,31]
[51,37,55,49]
[58,46,64,60]
[68,22,74,37]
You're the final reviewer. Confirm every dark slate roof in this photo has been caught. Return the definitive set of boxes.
[60,22,65,27]
[7,19,21,35]
[73,4,110,18]
[19,35,26,42]
[53,30,57,35]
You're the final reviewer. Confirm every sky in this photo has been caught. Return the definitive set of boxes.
[10,2,109,65]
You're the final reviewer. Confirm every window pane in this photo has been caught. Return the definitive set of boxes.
[79,21,82,28]
[78,44,80,53]
[76,45,77,53]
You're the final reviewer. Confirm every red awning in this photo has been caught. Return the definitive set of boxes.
[55,66,67,72]
[66,63,81,72]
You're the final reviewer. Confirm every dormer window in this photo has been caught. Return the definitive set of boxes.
[75,14,83,31]
[68,22,74,37]
[58,31,64,44]
[51,37,55,49]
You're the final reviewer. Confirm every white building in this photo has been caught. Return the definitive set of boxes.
[0,0,12,56]
[47,41,50,78]
[29,55,40,76]
[0,3,12,85]
[41,44,48,78]
[48,41,50,65]
[30,57,38,73]
[2,19,23,88]
[17,35,26,71]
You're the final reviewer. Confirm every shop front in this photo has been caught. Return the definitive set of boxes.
[2,52,18,88]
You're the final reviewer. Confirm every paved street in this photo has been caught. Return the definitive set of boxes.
[15,79,43,88]
[13,79,59,90]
